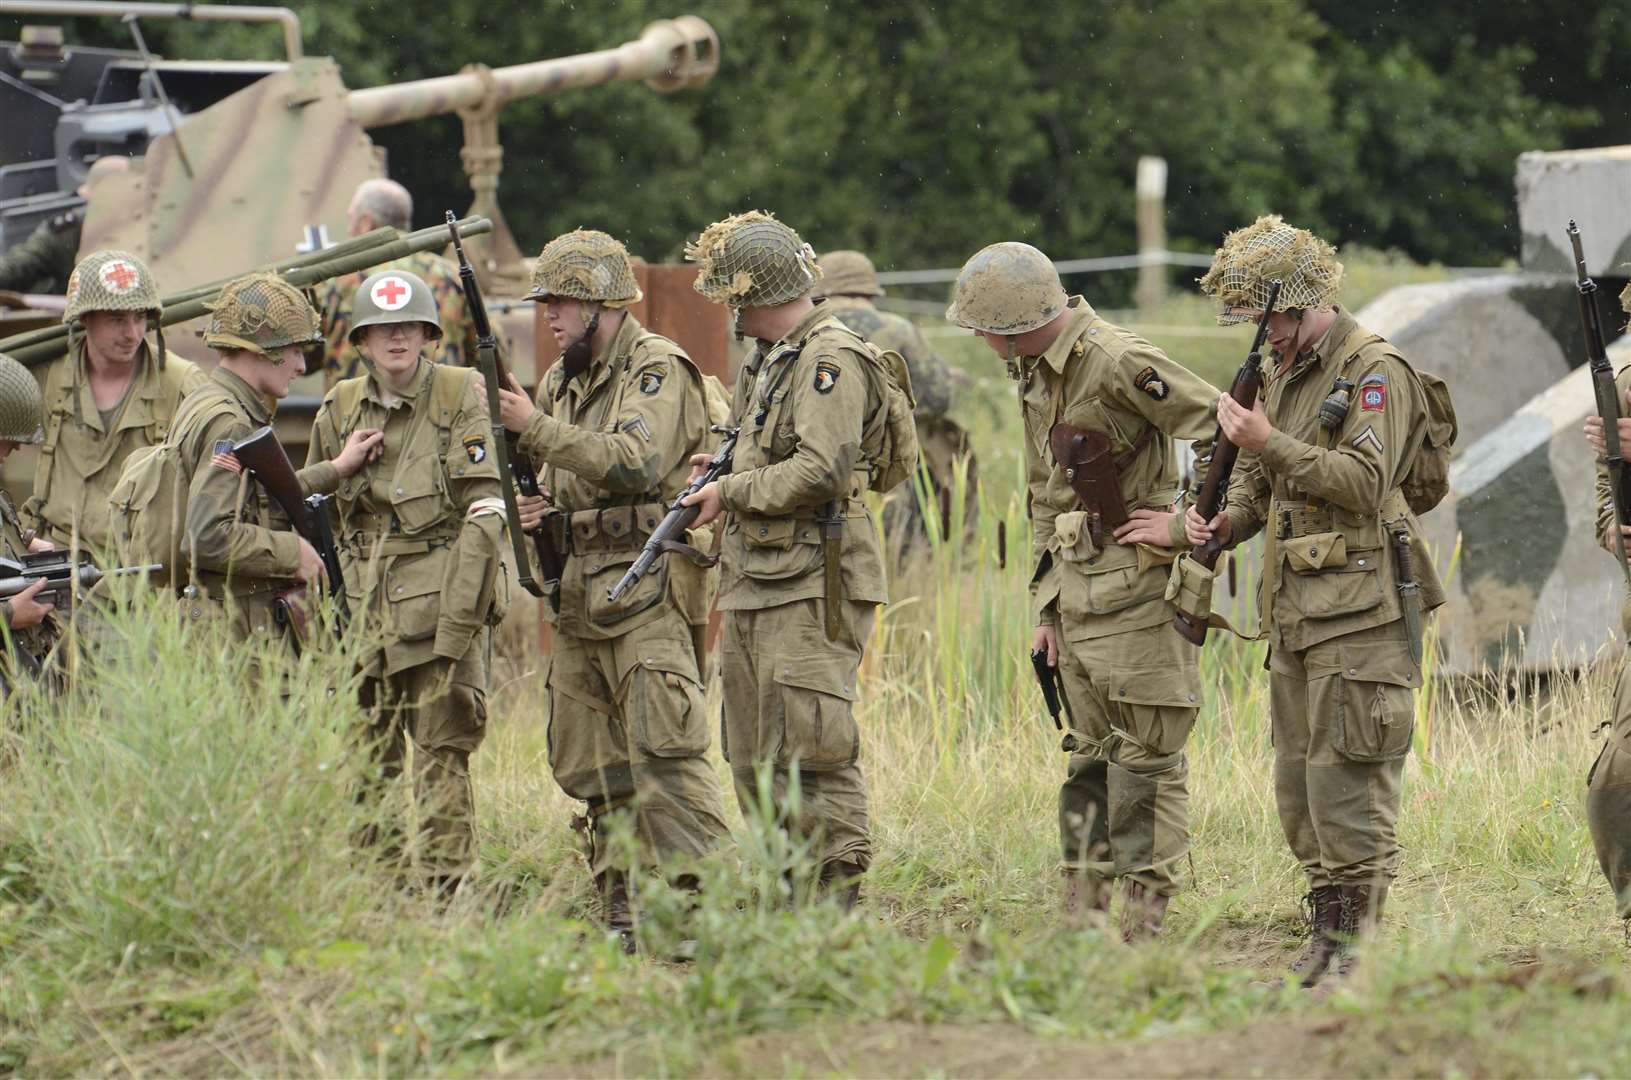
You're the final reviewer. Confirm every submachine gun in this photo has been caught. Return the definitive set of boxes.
[1570,220,1631,587]
[446,210,555,599]
[1172,279,1282,645]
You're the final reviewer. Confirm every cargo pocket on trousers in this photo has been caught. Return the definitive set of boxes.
[773,656,859,771]
[630,649,709,759]
[1106,671,1200,756]
[1331,641,1418,762]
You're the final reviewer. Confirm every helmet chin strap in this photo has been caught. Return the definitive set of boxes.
[555,308,602,400]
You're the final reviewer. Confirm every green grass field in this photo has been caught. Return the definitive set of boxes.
[7,253,1627,1079]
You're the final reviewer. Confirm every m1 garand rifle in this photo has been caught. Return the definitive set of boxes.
[0,552,160,604]
[1569,220,1631,587]
[446,210,555,599]
[607,425,740,603]
[1173,278,1281,645]
[230,426,349,634]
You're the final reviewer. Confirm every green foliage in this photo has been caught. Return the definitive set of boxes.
[0,0,1596,282]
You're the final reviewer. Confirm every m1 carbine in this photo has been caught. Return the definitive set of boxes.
[230,426,349,631]
[607,425,740,603]
[1173,279,1282,645]
[446,210,556,600]
[1570,220,1631,587]
[0,552,160,604]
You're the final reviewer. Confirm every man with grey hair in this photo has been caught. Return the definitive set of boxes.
[316,177,477,386]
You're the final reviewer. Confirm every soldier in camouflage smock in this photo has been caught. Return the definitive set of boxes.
[947,242,1220,940]
[1580,278,1631,924]
[816,250,972,536]
[177,275,377,646]
[0,352,61,687]
[494,229,729,946]
[1186,216,1447,987]
[23,250,206,554]
[682,212,908,907]
[309,268,506,894]
[317,179,477,386]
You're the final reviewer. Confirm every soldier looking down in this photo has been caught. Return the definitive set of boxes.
[0,352,61,688]
[948,241,1220,940]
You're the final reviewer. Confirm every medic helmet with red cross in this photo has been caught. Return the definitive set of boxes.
[348,269,443,345]
[62,249,162,326]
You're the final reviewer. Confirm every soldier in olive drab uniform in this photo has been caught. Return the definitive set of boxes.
[0,352,61,688]
[493,230,729,944]
[681,211,910,907]
[946,243,1220,940]
[0,207,83,296]
[23,250,206,554]
[1580,278,1631,925]
[177,275,379,645]
[816,250,973,538]
[1185,216,1447,987]
[308,269,507,894]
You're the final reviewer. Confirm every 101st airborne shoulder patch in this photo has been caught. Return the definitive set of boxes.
[1133,365,1170,401]
[813,360,841,394]
[1359,372,1386,412]
[463,434,487,463]
[639,370,664,395]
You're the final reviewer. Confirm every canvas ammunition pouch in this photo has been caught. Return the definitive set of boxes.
[568,503,666,555]
[1165,550,1246,638]
[1049,421,1156,544]
[1272,490,1410,551]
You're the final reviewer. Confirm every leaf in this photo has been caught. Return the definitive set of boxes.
[921,933,955,993]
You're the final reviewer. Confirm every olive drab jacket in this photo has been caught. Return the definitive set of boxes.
[308,360,506,675]
[1221,307,1446,654]
[178,368,339,638]
[0,489,56,669]
[822,295,954,420]
[1023,297,1220,639]
[24,341,206,553]
[518,314,713,641]
[1593,366,1631,638]
[716,303,889,612]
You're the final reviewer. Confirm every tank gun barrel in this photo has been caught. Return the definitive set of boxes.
[0,1,304,59]
[345,16,719,129]
[0,217,492,367]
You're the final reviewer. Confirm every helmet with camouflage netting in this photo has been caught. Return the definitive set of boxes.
[348,269,443,344]
[814,250,885,298]
[527,229,643,307]
[1199,215,1343,325]
[203,273,323,355]
[0,352,42,445]
[945,242,1067,335]
[686,211,820,308]
[62,249,162,325]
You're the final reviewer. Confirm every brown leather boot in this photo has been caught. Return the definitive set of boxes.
[1326,883,1385,983]
[600,871,636,955]
[1289,885,1343,987]
[1120,880,1170,942]
[1062,871,1112,926]
[820,860,866,912]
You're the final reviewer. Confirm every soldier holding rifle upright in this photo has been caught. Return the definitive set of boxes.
[1185,216,1451,989]
[946,241,1219,940]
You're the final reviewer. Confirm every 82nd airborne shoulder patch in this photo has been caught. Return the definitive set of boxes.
[463,435,487,463]
[813,360,841,394]
[1133,365,1169,401]
[1359,373,1386,412]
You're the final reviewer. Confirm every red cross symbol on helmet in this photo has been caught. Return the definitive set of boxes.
[371,275,412,311]
[100,260,140,293]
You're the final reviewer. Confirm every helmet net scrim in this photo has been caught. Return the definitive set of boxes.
[529,229,642,306]
[686,210,820,307]
[205,273,321,354]
[1199,215,1343,325]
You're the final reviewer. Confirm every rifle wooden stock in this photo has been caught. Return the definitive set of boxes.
[1570,220,1631,586]
[1172,279,1281,646]
[230,426,349,626]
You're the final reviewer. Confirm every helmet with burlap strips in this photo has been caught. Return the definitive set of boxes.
[348,269,443,343]
[0,352,42,444]
[62,249,161,325]
[945,242,1067,335]
[1620,279,1630,316]
[527,229,643,307]
[686,211,820,308]
[203,273,322,355]
[1200,215,1344,325]
[815,250,885,298]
